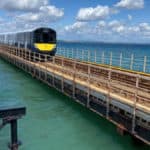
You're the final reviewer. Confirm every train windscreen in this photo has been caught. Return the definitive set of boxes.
[34,29,56,43]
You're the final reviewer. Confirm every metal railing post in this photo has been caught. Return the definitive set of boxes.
[57,47,60,55]
[110,52,112,66]
[24,42,27,50]
[106,69,111,118]
[143,56,147,72]
[102,52,104,64]
[18,43,20,57]
[87,64,91,107]
[82,49,84,61]
[63,48,65,57]
[76,48,78,59]
[119,53,122,68]
[29,51,31,62]
[25,42,27,60]
[130,54,134,70]
[94,50,97,63]
[52,56,55,86]
[71,48,73,59]
[73,60,76,99]
[88,50,90,62]
[34,52,36,62]
[67,48,69,58]
[132,75,139,133]
[61,58,64,92]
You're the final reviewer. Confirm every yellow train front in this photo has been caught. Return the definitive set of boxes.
[32,28,56,55]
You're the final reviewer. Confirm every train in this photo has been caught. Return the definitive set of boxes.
[0,27,57,56]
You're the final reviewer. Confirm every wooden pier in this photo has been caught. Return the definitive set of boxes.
[0,44,149,145]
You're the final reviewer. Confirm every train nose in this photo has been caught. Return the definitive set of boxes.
[34,43,56,51]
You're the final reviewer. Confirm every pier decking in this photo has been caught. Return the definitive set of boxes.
[0,45,149,145]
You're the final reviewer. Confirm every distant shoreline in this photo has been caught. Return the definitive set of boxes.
[58,40,150,45]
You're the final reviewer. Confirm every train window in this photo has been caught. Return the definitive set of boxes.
[141,119,146,123]
[50,37,54,42]
[43,33,50,43]
[126,112,132,117]
[34,32,55,43]
[136,116,140,120]
[119,109,125,115]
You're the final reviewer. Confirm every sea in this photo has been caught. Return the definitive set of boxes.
[0,42,150,150]
[57,41,150,73]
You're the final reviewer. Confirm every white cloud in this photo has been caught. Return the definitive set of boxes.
[115,25,125,33]
[0,19,53,34]
[40,5,64,19]
[128,25,140,33]
[98,21,106,28]
[108,20,122,27]
[115,0,144,9]
[64,20,126,36]
[76,5,114,21]
[0,1,64,34]
[16,5,64,22]
[108,20,125,33]
[64,22,88,33]
[62,20,150,42]
[0,0,48,11]
[139,23,150,36]
[139,23,150,31]
[17,13,39,22]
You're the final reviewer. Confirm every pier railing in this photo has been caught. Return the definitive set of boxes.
[57,47,150,74]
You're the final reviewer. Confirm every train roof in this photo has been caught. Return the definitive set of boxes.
[0,27,56,35]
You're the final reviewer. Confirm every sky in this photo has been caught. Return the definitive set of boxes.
[0,0,150,43]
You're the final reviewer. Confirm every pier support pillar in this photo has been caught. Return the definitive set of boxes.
[117,124,126,136]
[9,119,21,150]
[0,107,26,150]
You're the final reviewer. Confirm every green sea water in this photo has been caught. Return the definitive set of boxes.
[0,59,149,150]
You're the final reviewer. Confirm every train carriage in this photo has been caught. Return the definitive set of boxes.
[0,27,57,56]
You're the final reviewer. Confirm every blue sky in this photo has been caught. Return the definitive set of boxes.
[0,0,150,43]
